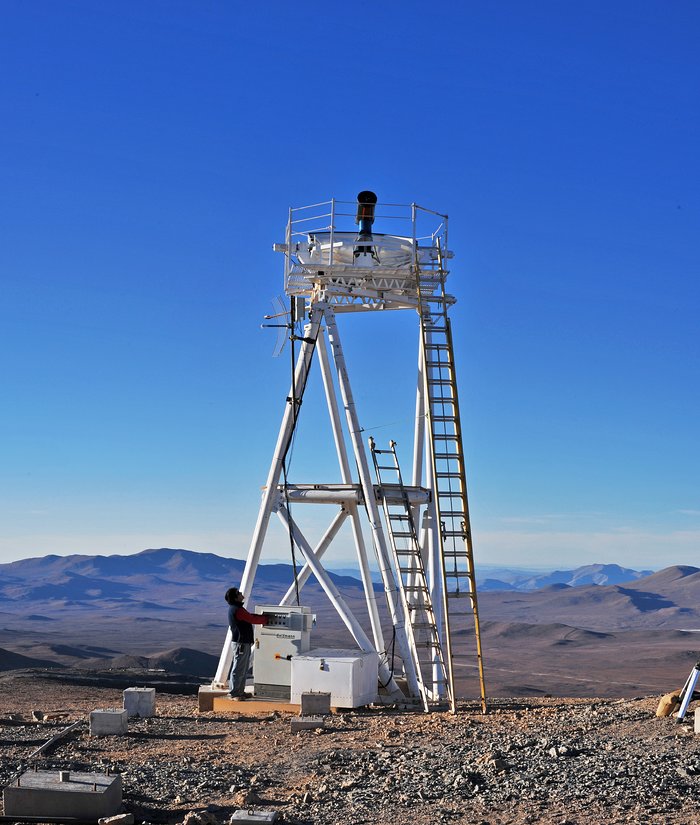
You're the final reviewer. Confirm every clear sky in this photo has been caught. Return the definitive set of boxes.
[1,1,698,570]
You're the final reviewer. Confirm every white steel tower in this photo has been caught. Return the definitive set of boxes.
[212,193,486,713]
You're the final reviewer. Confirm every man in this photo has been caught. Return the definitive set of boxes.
[225,587,269,700]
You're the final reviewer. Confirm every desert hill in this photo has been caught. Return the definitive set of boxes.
[479,565,700,631]
[0,547,366,604]
[0,646,65,671]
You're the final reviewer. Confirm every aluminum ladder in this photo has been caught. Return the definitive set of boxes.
[369,437,451,712]
[418,262,488,714]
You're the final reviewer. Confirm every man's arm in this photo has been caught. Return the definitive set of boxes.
[235,606,269,625]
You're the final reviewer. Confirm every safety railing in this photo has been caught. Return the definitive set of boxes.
[279,198,450,297]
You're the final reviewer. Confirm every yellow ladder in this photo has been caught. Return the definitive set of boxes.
[418,265,487,714]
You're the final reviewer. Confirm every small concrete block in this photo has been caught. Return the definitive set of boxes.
[89,709,128,736]
[290,715,325,732]
[230,811,279,824]
[123,687,156,718]
[3,770,122,819]
[99,815,135,825]
[300,691,331,716]
[198,685,229,711]
[695,708,700,734]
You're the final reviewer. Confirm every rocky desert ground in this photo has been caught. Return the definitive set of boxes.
[2,670,700,825]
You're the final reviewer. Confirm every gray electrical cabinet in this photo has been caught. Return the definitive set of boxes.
[253,605,313,699]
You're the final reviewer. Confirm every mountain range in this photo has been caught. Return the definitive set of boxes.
[476,562,654,591]
[2,548,699,698]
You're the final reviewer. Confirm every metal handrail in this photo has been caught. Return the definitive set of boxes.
[282,196,451,297]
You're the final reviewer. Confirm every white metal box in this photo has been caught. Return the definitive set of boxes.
[253,604,313,700]
[290,648,378,708]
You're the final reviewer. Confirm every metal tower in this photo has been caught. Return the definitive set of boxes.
[212,193,486,712]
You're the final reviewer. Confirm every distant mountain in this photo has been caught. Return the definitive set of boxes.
[148,647,219,677]
[479,565,700,630]
[102,647,216,676]
[479,578,517,591]
[477,563,654,591]
[0,548,364,607]
[332,562,655,591]
[630,565,700,588]
[0,647,66,671]
[3,571,138,602]
[1,548,246,582]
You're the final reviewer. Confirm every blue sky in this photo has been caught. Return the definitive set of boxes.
[1,0,698,569]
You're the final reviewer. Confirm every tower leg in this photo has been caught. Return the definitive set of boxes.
[211,311,322,689]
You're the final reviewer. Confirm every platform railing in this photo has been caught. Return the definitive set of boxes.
[282,199,449,297]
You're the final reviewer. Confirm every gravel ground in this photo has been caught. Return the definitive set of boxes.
[1,672,699,824]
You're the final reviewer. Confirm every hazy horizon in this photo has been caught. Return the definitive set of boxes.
[0,544,665,578]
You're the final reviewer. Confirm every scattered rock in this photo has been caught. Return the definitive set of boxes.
[243,788,262,806]
[98,815,135,825]
[182,812,219,825]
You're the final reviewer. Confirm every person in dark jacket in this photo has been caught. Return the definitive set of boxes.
[225,587,269,700]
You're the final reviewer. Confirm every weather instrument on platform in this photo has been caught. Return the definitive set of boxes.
[210,192,486,713]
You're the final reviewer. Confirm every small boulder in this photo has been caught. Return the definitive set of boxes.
[656,692,681,718]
